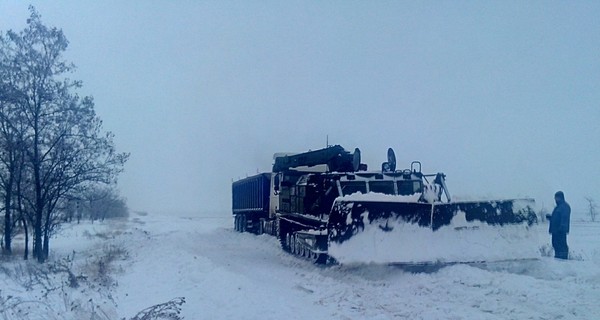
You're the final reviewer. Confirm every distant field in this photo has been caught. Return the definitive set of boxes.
[568,221,600,262]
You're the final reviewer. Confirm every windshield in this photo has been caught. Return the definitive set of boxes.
[368,181,395,195]
[397,180,423,195]
[340,181,367,196]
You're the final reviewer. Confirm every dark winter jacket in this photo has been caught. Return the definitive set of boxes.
[549,199,571,234]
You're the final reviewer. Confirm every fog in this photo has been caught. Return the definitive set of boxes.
[2,1,599,216]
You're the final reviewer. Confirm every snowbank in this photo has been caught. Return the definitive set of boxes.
[1,213,599,319]
[329,210,543,264]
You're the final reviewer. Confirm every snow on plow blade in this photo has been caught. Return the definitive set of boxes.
[327,195,539,265]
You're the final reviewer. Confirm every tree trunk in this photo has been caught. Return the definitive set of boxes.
[42,229,49,261]
[3,190,12,254]
[34,205,44,262]
[42,206,52,261]
[22,216,28,260]
[2,159,14,255]
[33,113,45,263]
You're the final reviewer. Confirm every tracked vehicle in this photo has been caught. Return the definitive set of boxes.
[232,145,538,265]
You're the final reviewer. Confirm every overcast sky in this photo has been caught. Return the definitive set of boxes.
[1,1,599,216]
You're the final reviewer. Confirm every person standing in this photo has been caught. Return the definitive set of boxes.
[547,191,571,259]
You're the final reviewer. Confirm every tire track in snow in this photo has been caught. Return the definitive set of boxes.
[115,214,600,320]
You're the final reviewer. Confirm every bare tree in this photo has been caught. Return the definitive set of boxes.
[585,197,597,222]
[0,7,129,262]
[79,186,129,222]
[0,108,20,255]
[0,32,27,255]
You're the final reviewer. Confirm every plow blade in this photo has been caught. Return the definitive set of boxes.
[327,198,540,265]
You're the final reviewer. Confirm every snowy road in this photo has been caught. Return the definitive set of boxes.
[112,213,600,320]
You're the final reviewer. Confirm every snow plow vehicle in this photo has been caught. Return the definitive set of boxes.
[232,145,539,265]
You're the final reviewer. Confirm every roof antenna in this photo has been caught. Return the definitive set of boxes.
[326,134,329,148]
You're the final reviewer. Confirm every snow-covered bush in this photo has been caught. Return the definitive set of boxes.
[128,297,186,320]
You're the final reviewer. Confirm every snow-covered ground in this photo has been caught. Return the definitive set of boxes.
[1,212,600,319]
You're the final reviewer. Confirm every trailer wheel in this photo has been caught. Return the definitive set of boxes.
[297,236,306,258]
[290,234,297,255]
[234,215,239,232]
[296,236,303,257]
[300,244,307,258]
[285,233,292,252]
[302,242,310,258]
[240,215,247,233]
[257,219,264,235]
[296,237,302,256]
[293,234,297,255]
